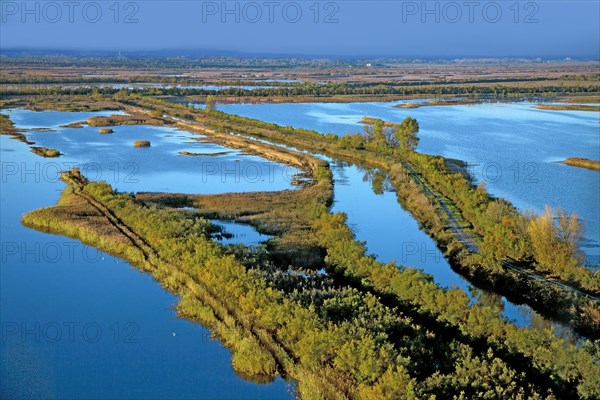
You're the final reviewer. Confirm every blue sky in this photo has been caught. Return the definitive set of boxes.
[1,1,599,57]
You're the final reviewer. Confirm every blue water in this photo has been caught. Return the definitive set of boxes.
[217,101,600,266]
[1,105,582,399]
[328,161,569,333]
[5,109,300,195]
[0,111,292,399]
[57,84,280,91]
[217,126,574,335]
[330,162,466,287]
[211,220,272,246]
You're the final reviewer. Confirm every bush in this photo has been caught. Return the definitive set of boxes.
[231,338,277,377]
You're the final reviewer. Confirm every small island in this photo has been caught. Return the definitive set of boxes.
[60,121,85,128]
[360,116,399,127]
[536,104,600,112]
[31,146,62,158]
[394,103,422,109]
[133,140,151,148]
[394,99,479,109]
[99,128,114,134]
[178,151,230,157]
[562,157,600,171]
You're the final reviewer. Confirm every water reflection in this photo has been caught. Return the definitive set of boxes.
[218,101,600,266]
[329,160,576,342]
[3,108,301,195]
[0,110,294,399]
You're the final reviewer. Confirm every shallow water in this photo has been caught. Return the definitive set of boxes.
[329,161,573,334]
[0,110,293,399]
[0,105,583,398]
[5,109,300,195]
[216,125,575,337]
[211,219,272,246]
[213,102,591,338]
[58,83,280,91]
[217,101,600,267]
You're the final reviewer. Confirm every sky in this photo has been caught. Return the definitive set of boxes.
[0,1,599,58]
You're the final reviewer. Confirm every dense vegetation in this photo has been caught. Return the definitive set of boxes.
[314,116,598,293]
[114,95,599,333]
[2,81,599,102]
[536,104,600,111]
[8,92,595,332]
[4,89,599,397]
[137,97,598,286]
[23,165,600,399]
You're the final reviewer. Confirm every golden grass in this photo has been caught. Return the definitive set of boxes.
[536,104,600,112]
[394,103,422,109]
[359,116,399,127]
[394,99,479,108]
[31,146,61,157]
[178,150,231,157]
[133,140,151,148]
[136,174,332,268]
[563,157,600,171]
[87,113,167,127]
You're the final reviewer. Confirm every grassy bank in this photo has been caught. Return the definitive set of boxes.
[394,99,480,108]
[13,94,600,396]
[562,157,600,171]
[6,95,598,334]
[0,112,34,144]
[126,96,599,334]
[536,104,600,112]
[22,166,600,399]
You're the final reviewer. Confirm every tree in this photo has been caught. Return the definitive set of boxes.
[371,119,385,144]
[476,180,487,194]
[90,86,103,101]
[396,117,420,152]
[527,205,583,279]
[205,95,216,112]
[383,126,399,148]
[112,89,131,102]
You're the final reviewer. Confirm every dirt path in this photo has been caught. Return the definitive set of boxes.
[400,162,600,303]
[401,161,479,253]
[64,175,348,398]
[131,103,600,304]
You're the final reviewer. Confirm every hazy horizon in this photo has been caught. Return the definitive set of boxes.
[2,48,599,61]
[1,1,599,58]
